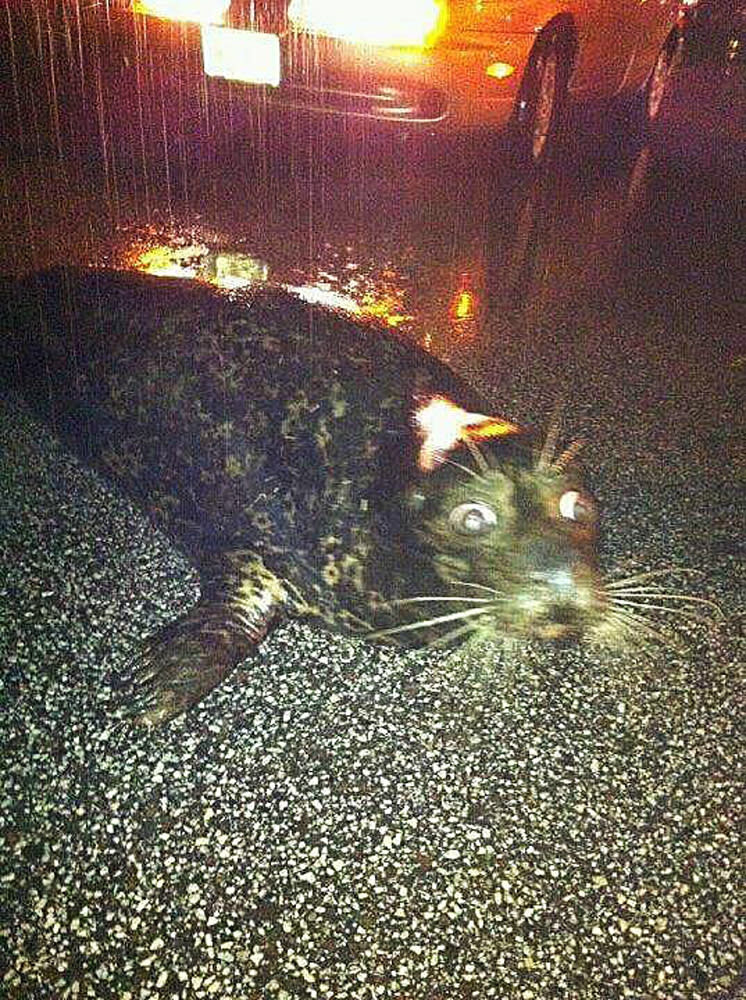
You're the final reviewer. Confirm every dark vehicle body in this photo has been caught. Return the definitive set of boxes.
[71,0,685,164]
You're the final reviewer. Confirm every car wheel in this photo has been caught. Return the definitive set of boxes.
[511,35,571,170]
[645,29,683,124]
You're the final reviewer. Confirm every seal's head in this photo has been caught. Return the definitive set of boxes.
[367,397,605,648]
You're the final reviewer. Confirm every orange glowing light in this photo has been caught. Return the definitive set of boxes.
[450,288,476,321]
[124,243,269,288]
[132,0,228,25]
[284,285,412,327]
[129,243,209,278]
[415,396,520,471]
[486,62,516,81]
[449,272,479,324]
[287,0,446,47]
[467,418,520,442]
[360,292,413,328]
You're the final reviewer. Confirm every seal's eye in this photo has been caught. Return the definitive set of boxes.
[449,501,498,536]
[559,490,594,524]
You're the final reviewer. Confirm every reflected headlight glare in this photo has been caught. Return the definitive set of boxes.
[132,0,228,25]
[288,0,446,47]
[450,288,475,320]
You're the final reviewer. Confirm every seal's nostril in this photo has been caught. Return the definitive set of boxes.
[552,605,580,626]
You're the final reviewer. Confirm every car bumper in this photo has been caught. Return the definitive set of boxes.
[262,33,530,128]
[88,8,534,130]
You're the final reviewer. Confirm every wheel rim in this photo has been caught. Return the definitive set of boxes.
[647,47,671,121]
[531,50,558,162]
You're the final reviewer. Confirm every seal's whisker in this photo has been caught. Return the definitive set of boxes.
[605,568,703,589]
[607,596,719,622]
[606,589,723,615]
[536,399,563,471]
[453,580,507,597]
[606,586,709,599]
[594,607,683,651]
[425,621,480,649]
[444,457,488,483]
[341,608,375,630]
[367,604,494,640]
[390,595,494,606]
[588,611,639,647]
[463,436,491,474]
[552,438,584,472]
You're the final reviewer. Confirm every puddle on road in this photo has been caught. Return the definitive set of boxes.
[1,96,743,366]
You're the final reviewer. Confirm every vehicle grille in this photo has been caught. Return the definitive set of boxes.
[271,83,448,123]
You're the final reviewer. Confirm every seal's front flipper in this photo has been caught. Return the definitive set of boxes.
[124,553,289,727]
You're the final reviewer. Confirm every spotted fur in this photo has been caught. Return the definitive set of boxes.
[3,267,611,725]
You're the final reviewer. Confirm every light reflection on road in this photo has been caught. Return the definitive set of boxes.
[0,105,743,366]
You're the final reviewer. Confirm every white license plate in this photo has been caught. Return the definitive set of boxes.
[201,25,281,87]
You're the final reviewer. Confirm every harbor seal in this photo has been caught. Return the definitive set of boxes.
[2,266,606,725]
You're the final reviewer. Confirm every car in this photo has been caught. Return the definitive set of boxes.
[681,0,745,68]
[80,0,687,168]
[651,0,746,163]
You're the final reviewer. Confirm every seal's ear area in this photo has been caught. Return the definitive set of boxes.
[413,395,521,472]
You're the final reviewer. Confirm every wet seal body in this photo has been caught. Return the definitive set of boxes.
[2,267,605,725]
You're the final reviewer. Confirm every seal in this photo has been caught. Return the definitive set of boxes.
[1,266,609,725]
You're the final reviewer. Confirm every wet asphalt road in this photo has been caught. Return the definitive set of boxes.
[1,13,745,1000]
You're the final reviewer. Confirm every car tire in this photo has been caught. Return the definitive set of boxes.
[510,33,572,172]
[644,27,683,125]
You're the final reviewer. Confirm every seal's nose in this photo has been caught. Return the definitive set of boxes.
[521,538,601,631]
[526,538,589,585]
[531,566,578,599]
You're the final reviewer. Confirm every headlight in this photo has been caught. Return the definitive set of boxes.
[287,0,446,47]
[131,0,228,25]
